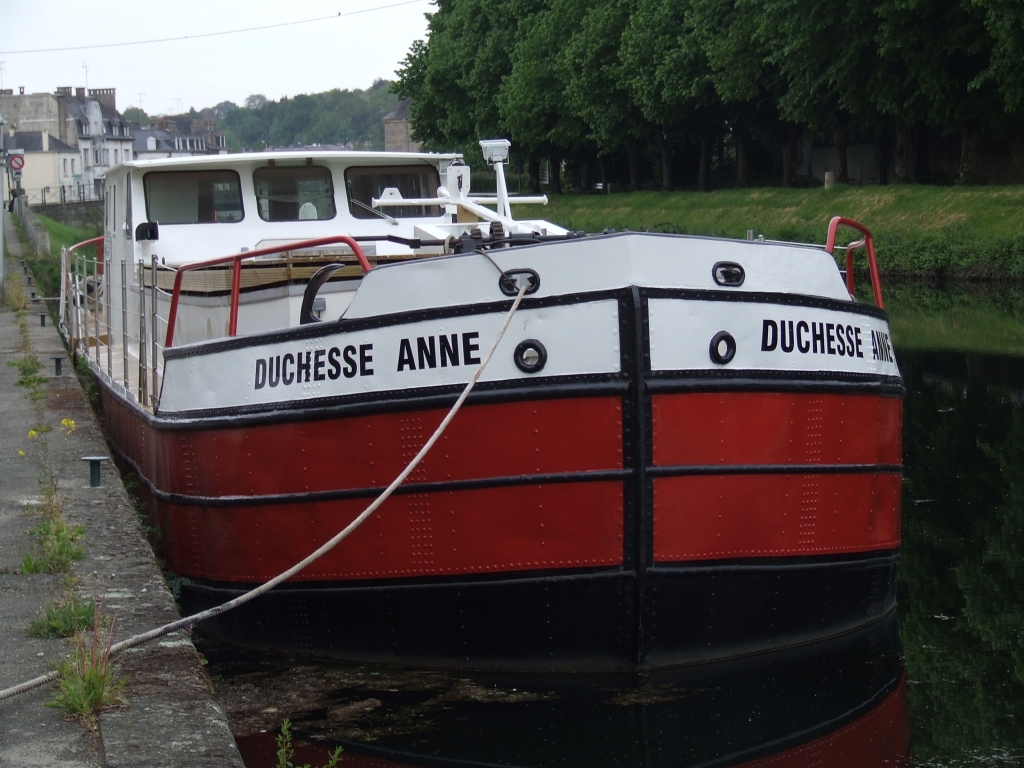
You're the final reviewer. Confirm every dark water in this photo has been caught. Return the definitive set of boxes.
[199,284,1024,768]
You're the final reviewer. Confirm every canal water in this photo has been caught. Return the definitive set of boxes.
[196,281,1024,768]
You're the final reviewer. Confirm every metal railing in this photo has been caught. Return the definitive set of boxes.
[164,236,371,348]
[825,216,884,308]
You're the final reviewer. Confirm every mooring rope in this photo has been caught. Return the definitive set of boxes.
[0,282,529,703]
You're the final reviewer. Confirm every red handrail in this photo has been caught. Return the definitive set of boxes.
[825,216,884,309]
[68,236,104,274]
[164,236,371,348]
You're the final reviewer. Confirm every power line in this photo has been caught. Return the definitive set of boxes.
[0,1,427,56]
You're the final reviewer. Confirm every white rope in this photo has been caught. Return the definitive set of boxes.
[0,283,529,702]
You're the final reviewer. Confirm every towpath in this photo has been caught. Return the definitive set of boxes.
[0,210,244,767]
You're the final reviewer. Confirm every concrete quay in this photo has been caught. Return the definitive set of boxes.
[1,211,245,768]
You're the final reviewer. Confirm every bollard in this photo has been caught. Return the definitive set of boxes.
[26,276,32,285]
[53,357,63,376]
[81,456,110,488]
[39,314,46,327]
[20,259,25,268]
[30,291,36,299]
[23,265,28,274]
[746,229,755,241]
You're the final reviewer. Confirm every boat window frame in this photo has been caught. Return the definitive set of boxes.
[344,163,443,220]
[142,168,246,226]
[252,163,338,223]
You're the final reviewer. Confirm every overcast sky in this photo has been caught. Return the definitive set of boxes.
[0,0,432,115]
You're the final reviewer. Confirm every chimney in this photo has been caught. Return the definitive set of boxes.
[56,87,72,97]
[90,87,117,112]
[42,132,49,151]
[19,86,25,95]
[75,87,86,98]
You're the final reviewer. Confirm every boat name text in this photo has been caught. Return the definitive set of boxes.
[760,319,894,362]
[253,332,483,389]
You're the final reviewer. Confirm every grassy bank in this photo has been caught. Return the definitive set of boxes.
[29,215,100,300]
[515,186,1024,279]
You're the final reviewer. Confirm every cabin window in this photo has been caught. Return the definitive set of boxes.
[345,165,441,219]
[143,170,244,225]
[253,165,336,222]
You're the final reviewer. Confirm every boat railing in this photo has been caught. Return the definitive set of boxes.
[63,236,166,408]
[164,236,371,348]
[825,216,884,308]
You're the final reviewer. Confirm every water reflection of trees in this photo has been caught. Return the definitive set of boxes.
[899,351,1024,761]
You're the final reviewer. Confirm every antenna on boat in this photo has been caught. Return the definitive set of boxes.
[480,139,511,219]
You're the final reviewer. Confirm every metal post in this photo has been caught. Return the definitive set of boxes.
[105,246,112,378]
[150,255,158,406]
[92,253,100,365]
[120,260,129,390]
[137,262,148,406]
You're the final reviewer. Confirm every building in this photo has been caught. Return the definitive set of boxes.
[1,131,80,204]
[143,114,227,157]
[0,86,133,200]
[383,99,422,153]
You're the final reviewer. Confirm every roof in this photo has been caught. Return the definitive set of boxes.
[3,131,77,153]
[119,148,462,171]
[383,98,413,122]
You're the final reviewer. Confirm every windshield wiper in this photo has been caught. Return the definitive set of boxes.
[351,199,399,225]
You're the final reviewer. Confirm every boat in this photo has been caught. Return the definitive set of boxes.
[60,139,904,673]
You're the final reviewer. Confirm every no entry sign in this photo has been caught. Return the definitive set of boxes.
[8,154,25,171]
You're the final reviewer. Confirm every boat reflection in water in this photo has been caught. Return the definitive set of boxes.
[233,613,908,768]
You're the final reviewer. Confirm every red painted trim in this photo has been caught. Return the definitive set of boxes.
[825,217,884,308]
[165,235,371,348]
[652,393,902,468]
[156,482,624,582]
[653,472,901,561]
[101,393,624,497]
[738,674,909,767]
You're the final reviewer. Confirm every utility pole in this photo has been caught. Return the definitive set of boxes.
[0,62,6,93]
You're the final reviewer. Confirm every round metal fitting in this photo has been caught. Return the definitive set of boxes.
[514,339,547,373]
[712,261,745,287]
[709,331,737,365]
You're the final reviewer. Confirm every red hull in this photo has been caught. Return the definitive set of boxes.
[102,389,900,580]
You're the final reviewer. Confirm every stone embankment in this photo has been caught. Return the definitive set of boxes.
[0,210,245,768]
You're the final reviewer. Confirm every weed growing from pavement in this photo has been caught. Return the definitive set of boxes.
[49,589,125,724]
[3,279,28,310]
[275,718,343,768]
[20,514,84,574]
[10,353,47,391]
[28,577,96,638]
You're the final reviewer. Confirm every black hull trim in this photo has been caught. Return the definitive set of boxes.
[183,550,899,673]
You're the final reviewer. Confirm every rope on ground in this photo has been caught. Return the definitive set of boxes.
[0,282,529,703]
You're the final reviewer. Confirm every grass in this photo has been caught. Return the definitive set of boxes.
[3,279,28,310]
[28,580,96,638]
[515,186,1024,279]
[275,718,343,768]
[22,213,99,305]
[20,514,85,574]
[48,594,125,723]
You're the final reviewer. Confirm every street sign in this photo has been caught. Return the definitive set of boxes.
[8,153,25,172]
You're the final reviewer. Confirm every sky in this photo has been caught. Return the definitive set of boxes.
[0,0,433,115]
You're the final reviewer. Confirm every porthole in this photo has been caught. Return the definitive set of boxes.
[514,339,547,373]
[712,262,745,287]
[709,331,736,365]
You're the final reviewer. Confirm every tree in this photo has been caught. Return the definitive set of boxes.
[750,0,880,184]
[122,107,150,127]
[621,0,721,190]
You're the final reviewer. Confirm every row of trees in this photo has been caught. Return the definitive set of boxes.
[394,0,1024,191]
[212,82,400,151]
[123,82,401,151]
